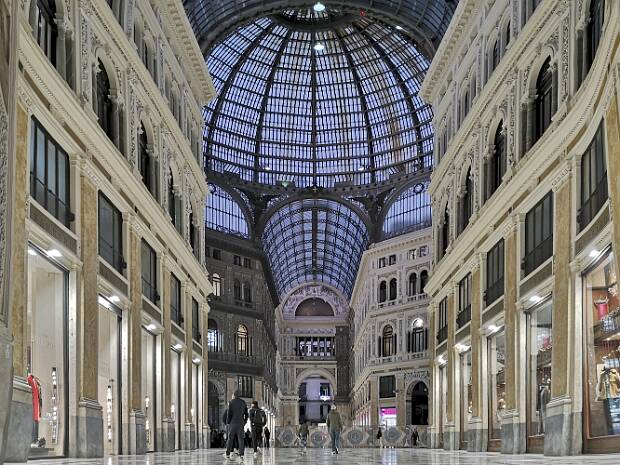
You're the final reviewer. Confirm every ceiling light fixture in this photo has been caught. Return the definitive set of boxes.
[395,25,404,30]
[98,296,111,309]
[313,43,325,52]
[313,2,326,12]
[28,248,38,256]
[47,249,62,258]
[109,295,120,303]
[146,323,157,332]
[193,357,201,364]
[529,295,542,303]
[173,343,183,351]
[589,249,600,258]
[487,324,500,334]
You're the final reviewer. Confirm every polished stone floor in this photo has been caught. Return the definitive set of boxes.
[11,448,620,465]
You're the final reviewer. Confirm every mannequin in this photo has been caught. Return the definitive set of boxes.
[27,372,43,447]
[537,379,550,435]
[596,366,620,433]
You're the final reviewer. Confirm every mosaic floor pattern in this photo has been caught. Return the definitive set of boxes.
[9,447,620,465]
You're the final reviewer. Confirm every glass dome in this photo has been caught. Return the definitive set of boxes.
[203,8,434,189]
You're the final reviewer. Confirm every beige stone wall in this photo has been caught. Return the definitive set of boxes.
[129,228,143,410]
[446,292,455,422]
[606,97,620,285]
[470,267,481,418]
[503,229,517,411]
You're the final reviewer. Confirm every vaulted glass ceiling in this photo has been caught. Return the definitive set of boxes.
[187,2,458,299]
[262,198,370,297]
[203,8,434,188]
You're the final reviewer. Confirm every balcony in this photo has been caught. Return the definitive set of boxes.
[437,326,448,344]
[456,305,471,329]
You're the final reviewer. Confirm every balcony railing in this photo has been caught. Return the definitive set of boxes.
[437,326,448,344]
[208,351,258,366]
[485,279,504,305]
[456,305,471,328]
[522,235,553,276]
[578,175,608,231]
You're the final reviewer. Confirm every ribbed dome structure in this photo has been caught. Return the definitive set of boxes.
[203,8,434,189]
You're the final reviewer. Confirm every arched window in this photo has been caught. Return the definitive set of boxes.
[381,325,395,357]
[487,122,506,200]
[420,270,428,294]
[408,273,418,296]
[504,21,511,49]
[233,279,242,301]
[243,281,252,303]
[490,39,500,77]
[138,123,152,193]
[207,318,222,352]
[34,0,57,66]
[382,185,431,239]
[459,168,473,233]
[236,324,250,355]
[211,273,221,297]
[411,381,429,425]
[440,206,450,259]
[189,208,198,258]
[389,278,397,301]
[585,0,605,76]
[96,61,114,140]
[378,281,387,303]
[460,89,469,123]
[168,170,182,234]
[206,184,249,238]
[534,57,554,143]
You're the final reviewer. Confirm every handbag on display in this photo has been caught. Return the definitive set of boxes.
[595,298,610,320]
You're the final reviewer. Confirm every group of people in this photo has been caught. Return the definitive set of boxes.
[375,426,420,448]
[222,391,271,461]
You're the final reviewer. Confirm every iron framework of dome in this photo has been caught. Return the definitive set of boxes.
[202,8,434,189]
[185,2,458,299]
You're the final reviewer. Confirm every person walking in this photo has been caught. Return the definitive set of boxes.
[249,400,267,457]
[376,427,384,448]
[326,405,343,455]
[225,391,248,460]
[411,427,419,447]
[298,421,309,452]
[263,426,271,448]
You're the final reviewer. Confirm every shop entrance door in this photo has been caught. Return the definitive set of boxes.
[98,297,122,455]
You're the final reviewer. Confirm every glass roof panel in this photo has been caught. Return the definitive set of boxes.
[203,9,434,189]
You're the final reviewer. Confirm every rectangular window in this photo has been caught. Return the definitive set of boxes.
[243,258,252,269]
[523,192,553,276]
[437,297,448,344]
[141,240,158,303]
[409,328,428,353]
[192,298,200,343]
[457,274,472,328]
[170,274,182,327]
[486,240,505,304]
[408,249,417,260]
[379,375,396,398]
[579,123,607,231]
[213,249,222,260]
[98,193,124,273]
[234,255,242,266]
[237,375,253,398]
[388,254,397,265]
[35,0,57,65]
[30,118,72,227]
[378,257,386,268]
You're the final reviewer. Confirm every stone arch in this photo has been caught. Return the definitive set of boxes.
[526,46,556,97]
[294,368,337,393]
[92,48,121,97]
[405,380,429,426]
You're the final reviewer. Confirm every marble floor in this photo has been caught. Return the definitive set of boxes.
[10,448,620,465]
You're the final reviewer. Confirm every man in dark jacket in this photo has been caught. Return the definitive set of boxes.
[249,400,267,456]
[225,391,249,460]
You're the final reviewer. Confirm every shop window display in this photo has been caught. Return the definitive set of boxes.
[26,245,68,458]
[142,327,157,452]
[488,331,506,442]
[97,297,122,455]
[527,299,552,438]
[584,251,620,440]
[460,350,472,447]
[171,348,183,449]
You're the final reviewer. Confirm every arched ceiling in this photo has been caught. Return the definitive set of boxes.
[184,0,458,57]
[189,1,458,299]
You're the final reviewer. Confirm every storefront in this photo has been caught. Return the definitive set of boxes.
[141,325,158,452]
[526,298,552,453]
[191,356,202,448]
[97,295,122,455]
[170,346,183,450]
[379,406,397,427]
[487,329,505,452]
[459,349,472,449]
[582,248,620,453]
[437,363,446,448]
[26,244,69,458]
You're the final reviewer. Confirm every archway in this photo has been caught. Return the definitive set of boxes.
[208,381,224,431]
[410,381,429,425]
[298,375,333,425]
